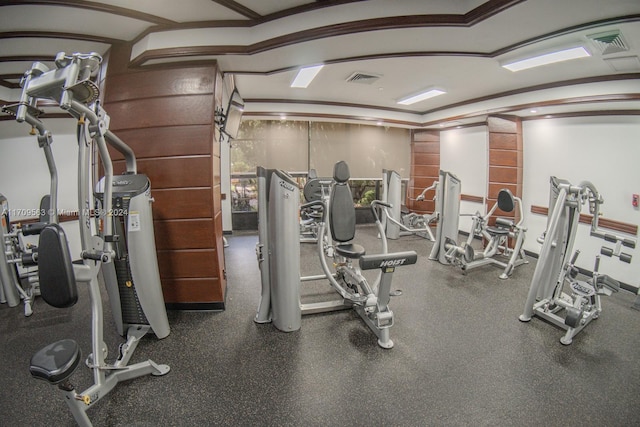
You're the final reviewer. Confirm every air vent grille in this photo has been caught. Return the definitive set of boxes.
[587,30,629,55]
[346,72,382,85]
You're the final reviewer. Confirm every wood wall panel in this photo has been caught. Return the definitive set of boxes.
[104,66,216,103]
[213,185,222,214]
[487,115,523,227]
[412,165,440,179]
[412,177,438,189]
[214,211,225,293]
[411,141,440,153]
[161,278,224,304]
[154,219,216,250]
[156,249,218,279]
[108,125,213,160]
[113,157,212,189]
[413,153,440,165]
[152,188,213,220]
[489,166,519,183]
[212,153,221,187]
[409,130,440,214]
[107,95,215,131]
[104,48,226,309]
[489,149,522,167]
[489,133,519,150]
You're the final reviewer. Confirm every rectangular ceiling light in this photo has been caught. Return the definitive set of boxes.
[397,88,446,105]
[291,65,324,88]
[502,46,591,72]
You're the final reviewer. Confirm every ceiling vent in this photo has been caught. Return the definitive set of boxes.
[346,72,382,85]
[587,30,629,55]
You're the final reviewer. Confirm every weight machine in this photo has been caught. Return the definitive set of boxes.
[0,194,50,316]
[519,177,636,345]
[0,108,60,316]
[3,52,170,426]
[381,169,436,241]
[299,169,332,244]
[255,161,417,348]
[429,169,528,279]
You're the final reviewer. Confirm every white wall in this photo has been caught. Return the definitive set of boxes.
[440,126,488,231]
[0,118,83,257]
[523,116,640,287]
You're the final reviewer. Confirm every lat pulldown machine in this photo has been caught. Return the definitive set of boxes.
[3,52,170,426]
[519,177,636,345]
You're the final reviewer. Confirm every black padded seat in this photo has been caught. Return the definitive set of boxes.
[335,243,366,259]
[29,339,81,384]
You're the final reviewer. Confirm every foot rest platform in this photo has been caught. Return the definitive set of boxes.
[30,339,81,384]
[359,251,418,270]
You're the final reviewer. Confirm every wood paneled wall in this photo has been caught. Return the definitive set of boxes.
[407,130,440,214]
[103,44,226,310]
[487,116,523,223]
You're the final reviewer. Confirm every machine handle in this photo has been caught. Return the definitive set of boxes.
[22,221,47,236]
[301,199,324,211]
[370,200,391,223]
[570,250,580,265]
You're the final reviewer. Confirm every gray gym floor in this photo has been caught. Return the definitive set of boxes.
[1,225,639,426]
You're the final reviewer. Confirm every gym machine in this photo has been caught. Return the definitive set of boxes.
[0,109,60,315]
[0,194,50,316]
[429,169,528,279]
[0,194,22,308]
[299,169,332,244]
[3,51,170,425]
[519,177,636,345]
[381,169,436,241]
[255,161,418,348]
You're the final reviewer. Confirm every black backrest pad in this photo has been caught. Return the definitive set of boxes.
[38,224,78,308]
[497,189,515,213]
[330,161,355,242]
[333,161,350,183]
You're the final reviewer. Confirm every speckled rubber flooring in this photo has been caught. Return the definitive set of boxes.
[1,225,639,426]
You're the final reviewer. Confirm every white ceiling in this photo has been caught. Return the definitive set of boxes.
[1,0,639,129]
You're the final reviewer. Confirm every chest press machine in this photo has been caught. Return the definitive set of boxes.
[255,161,417,349]
[3,52,170,426]
[519,177,636,345]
